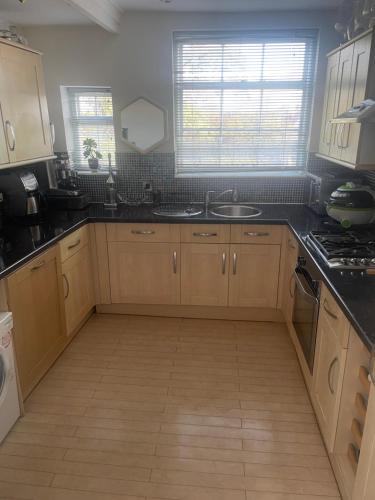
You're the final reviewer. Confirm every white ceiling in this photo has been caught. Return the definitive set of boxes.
[0,0,341,27]
[113,0,342,13]
[0,0,90,26]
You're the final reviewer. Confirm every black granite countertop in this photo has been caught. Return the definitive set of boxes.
[1,202,374,351]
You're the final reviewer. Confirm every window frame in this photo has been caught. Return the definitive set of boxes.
[62,86,116,172]
[173,29,318,177]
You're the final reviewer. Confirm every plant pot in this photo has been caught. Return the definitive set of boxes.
[88,158,99,170]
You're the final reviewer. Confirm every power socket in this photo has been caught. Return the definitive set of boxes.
[143,181,153,192]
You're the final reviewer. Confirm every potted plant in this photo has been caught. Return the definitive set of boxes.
[83,138,103,170]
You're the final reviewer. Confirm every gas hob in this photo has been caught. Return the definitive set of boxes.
[305,230,375,270]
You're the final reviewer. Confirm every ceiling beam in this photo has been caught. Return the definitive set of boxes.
[63,0,121,33]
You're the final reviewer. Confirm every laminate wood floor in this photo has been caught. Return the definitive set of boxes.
[0,314,341,499]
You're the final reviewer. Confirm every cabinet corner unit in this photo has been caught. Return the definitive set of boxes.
[0,39,55,169]
[318,28,375,170]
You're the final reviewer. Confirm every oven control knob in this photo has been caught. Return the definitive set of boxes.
[361,258,370,266]
[371,259,375,265]
[350,258,359,266]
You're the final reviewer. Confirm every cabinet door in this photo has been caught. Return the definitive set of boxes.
[329,44,354,160]
[0,43,52,163]
[181,243,229,306]
[341,34,372,165]
[312,311,347,452]
[108,242,180,305]
[353,382,375,500]
[7,247,64,398]
[228,244,280,308]
[284,241,298,323]
[319,50,341,156]
[62,244,95,336]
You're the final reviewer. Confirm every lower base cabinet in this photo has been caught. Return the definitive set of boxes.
[181,243,229,306]
[228,244,280,308]
[61,243,95,336]
[7,246,64,398]
[108,241,181,305]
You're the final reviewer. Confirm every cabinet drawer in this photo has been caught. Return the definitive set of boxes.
[59,226,89,262]
[320,285,350,348]
[231,225,283,244]
[180,224,230,243]
[106,223,180,243]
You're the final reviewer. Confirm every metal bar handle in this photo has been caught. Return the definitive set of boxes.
[5,120,16,151]
[337,123,344,148]
[222,252,226,275]
[323,298,338,320]
[233,252,237,275]
[325,121,332,145]
[173,251,177,274]
[67,239,81,250]
[50,122,56,145]
[131,230,155,235]
[244,231,269,237]
[31,260,46,272]
[328,357,339,394]
[293,270,318,304]
[193,232,218,237]
[63,274,70,299]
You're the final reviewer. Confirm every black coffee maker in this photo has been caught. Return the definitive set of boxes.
[0,171,42,221]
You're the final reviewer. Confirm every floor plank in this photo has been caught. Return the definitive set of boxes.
[0,314,341,499]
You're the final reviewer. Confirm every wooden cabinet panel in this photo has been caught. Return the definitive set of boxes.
[6,247,64,398]
[59,225,89,263]
[107,223,180,243]
[0,42,52,163]
[353,380,375,500]
[320,284,350,348]
[61,244,95,336]
[181,243,229,306]
[329,43,354,160]
[228,244,280,308]
[312,309,347,452]
[230,225,282,245]
[108,242,180,305]
[180,224,230,243]
[319,50,341,157]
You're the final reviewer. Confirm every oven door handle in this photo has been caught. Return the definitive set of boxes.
[293,270,318,305]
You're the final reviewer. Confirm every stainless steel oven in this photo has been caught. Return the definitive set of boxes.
[292,247,321,373]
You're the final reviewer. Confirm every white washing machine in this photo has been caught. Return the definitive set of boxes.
[0,312,20,443]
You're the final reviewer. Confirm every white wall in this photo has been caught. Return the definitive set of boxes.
[23,10,340,154]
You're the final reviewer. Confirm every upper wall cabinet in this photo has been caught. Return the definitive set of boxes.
[318,29,375,170]
[0,40,54,168]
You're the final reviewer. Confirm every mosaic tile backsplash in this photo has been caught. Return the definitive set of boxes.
[72,152,339,205]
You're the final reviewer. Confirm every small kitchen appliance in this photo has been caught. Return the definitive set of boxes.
[305,229,375,270]
[0,171,42,220]
[306,172,359,215]
[326,182,375,226]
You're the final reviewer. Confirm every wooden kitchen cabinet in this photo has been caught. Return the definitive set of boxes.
[6,246,65,398]
[352,370,375,500]
[60,243,95,336]
[108,241,180,305]
[312,285,349,452]
[0,40,54,166]
[181,243,229,306]
[317,29,375,169]
[281,230,298,324]
[228,244,280,308]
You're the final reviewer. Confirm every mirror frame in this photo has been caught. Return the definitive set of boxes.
[120,97,168,154]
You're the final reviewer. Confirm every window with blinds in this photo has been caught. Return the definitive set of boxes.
[173,30,318,176]
[65,87,116,169]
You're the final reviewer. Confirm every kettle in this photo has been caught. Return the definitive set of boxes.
[326,182,375,227]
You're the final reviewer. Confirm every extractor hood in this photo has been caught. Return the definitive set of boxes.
[331,99,375,124]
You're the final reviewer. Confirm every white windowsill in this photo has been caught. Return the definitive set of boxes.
[175,170,307,179]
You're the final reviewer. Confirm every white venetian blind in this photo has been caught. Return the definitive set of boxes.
[67,87,116,168]
[173,30,318,175]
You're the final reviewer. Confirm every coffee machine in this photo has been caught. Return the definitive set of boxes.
[0,171,42,221]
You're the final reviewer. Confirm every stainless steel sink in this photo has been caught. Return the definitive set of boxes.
[209,205,262,218]
[152,206,203,218]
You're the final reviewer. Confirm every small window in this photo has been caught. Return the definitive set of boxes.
[62,86,116,169]
[173,30,318,176]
